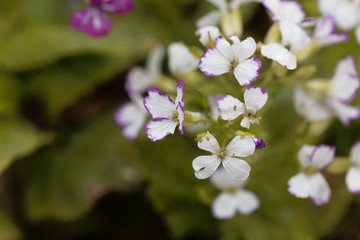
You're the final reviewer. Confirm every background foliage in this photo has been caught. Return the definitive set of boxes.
[0,0,359,239]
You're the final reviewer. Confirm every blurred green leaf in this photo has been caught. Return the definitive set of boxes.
[0,208,22,240]
[0,117,53,175]
[23,110,142,221]
[0,74,21,116]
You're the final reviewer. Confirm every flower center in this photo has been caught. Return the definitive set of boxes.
[303,165,318,176]
[227,187,238,194]
[218,147,227,159]
[229,60,239,72]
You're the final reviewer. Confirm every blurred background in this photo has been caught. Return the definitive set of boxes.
[0,0,359,239]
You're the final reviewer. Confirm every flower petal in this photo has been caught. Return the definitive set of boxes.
[144,88,175,119]
[310,145,335,169]
[261,43,297,70]
[288,172,312,198]
[231,36,256,62]
[196,26,221,46]
[226,136,255,158]
[168,42,198,75]
[212,192,238,219]
[244,87,268,113]
[297,145,316,167]
[328,99,360,126]
[199,46,231,76]
[222,156,251,180]
[233,58,262,86]
[346,167,360,194]
[99,0,134,15]
[314,15,349,47]
[217,95,245,121]
[193,155,221,179]
[235,190,260,215]
[198,132,221,153]
[145,119,177,142]
[350,141,360,164]
[263,0,304,24]
[210,167,245,190]
[146,44,165,78]
[279,21,311,51]
[309,172,331,205]
[125,67,152,94]
[215,36,235,62]
[196,10,221,29]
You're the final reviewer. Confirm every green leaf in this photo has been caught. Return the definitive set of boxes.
[0,208,22,240]
[23,110,142,221]
[0,73,21,116]
[0,117,53,174]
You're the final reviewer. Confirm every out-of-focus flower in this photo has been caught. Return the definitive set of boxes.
[288,144,335,205]
[217,87,268,129]
[346,141,360,194]
[313,15,349,47]
[144,80,185,142]
[168,42,198,77]
[196,26,221,47]
[199,36,261,86]
[70,0,134,37]
[192,132,255,180]
[260,43,297,70]
[210,167,259,219]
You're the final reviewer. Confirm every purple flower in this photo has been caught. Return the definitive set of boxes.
[70,0,134,37]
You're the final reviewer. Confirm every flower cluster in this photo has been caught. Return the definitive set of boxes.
[112,0,360,220]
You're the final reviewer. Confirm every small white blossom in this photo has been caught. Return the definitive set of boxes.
[114,93,147,140]
[144,80,185,141]
[168,42,198,76]
[199,36,262,86]
[125,44,164,94]
[192,132,255,180]
[210,167,259,219]
[313,15,349,47]
[260,43,297,70]
[195,26,221,47]
[294,56,360,126]
[346,141,360,194]
[288,144,335,205]
[217,87,268,128]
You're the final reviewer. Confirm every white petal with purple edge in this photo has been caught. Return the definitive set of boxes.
[215,37,235,62]
[297,145,315,167]
[175,80,185,108]
[199,48,231,76]
[231,37,256,62]
[193,155,221,179]
[198,132,221,153]
[212,192,238,219]
[244,87,268,113]
[350,141,360,164]
[235,190,260,215]
[346,167,360,194]
[210,167,245,190]
[288,172,312,198]
[145,120,177,142]
[234,58,261,86]
[217,95,245,121]
[226,136,255,158]
[328,99,360,126]
[144,88,175,119]
[309,172,331,205]
[177,104,185,135]
[314,16,348,47]
[311,145,335,169]
[222,157,251,180]
[261,43,297,70]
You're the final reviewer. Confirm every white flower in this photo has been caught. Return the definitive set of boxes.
[294,56,360,126]
[217,87,268,128]
[195,26,221,47]
[168,42,198,76]
[313,15,349,47]
[199,36,262,86]
[263,0,311,51]
[114,93,148,140]
[125,44,164,94]
[288,144,335,205]
[192,132,255,180]
[260,43,297,70]
[144,80,185,141]
[210,167,259,219]
[346,141,360,194]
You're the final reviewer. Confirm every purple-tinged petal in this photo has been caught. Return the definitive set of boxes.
[327,99,360,126]
[199,47,230,76]
[244,86,268,113]
[144,88,176,119]
[253,137,266,149]
[233,58,261,86]
[145,119,177,142]
[297,145,316,168]
[97,0,134,15]
[314,15,349,47]
[70,8,112,37]
[310,144,335,169]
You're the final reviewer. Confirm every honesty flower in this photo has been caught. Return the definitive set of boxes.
[70,0,134,37]
[199,36,261,86]
[196,26,221,47]
[263,0,311,51]
[217,87,268,128]
[125,44,164,94]
[144,80,185,142]
[313,15,349,47]
[168,42,198,76]
[345,141,360,194]
[294,56,360,126]
[192,132,255,180]
[210,167,259,219]
[288,144,335,205]
[114,93,147,140]
[260,43,297,70]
